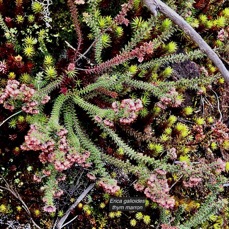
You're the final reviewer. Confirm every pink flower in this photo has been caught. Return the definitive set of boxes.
[103,119,114,127]
[67,62,75,71]
[135,99,143,110]
[43,205,56,213]
[134,182,145,192]
[98,179,120,195]
[165,198,175,208]
[155,169,167,176]
[75,0,85,4]
[5,17,12,23]
[215,158,226,174]
[41,95,50,104]
[33,175,42,183]
[57,174,66,181]
[0,61,7,74]
[94,115,102,122]
[168,148,177,160]
[87,173,97,181]
[183,177,202,188]
[54,189,64,198]
[114,1,133,26]
[138,56,144,62]
[217,29,228,41]
[42,170,51,176]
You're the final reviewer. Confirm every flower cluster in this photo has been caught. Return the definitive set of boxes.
[0,79,50,113]
[178,158,226,191]
[217,28,228,41]
[86,41,154,74]
[211,121,229,144]
[21,124,55,152]
[0,60,7,74]
[97,178,120,195]
[43,205,56,213]
[114,0,133,26]
[168,147,177,160]
[94,115,114,127]
[192,124,206,143]
[132,41,154,62]
[87,173,97,181]
[75,0,85,5]
[112,98,143,124]
[134,170,175,209]
[42,189,60,213]
[42,179,64,211]
[183,176,202,188]
[157,88,183,110]
[215,158,226,174]
[34,172,67,213]
[21,124,91,172]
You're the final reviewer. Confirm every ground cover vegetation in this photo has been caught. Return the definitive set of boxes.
[0,0,229,228]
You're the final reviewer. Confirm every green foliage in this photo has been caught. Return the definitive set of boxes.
[180,194,225,229]
[32,1,43,14]
[139,49,205,69]
[20,73,32,84]
[65,104,108,177]
[44,55,54,66]
[0,14,10,32]
[23,45,35,58]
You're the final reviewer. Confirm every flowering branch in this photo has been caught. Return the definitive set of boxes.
[86,41,154,74]
[67,0,83,57]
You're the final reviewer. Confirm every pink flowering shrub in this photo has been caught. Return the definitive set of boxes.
[21,124,91,172]
[134,169,175,209]
[175,158,227,192]
[20,124,91,212]
[0,79,50,113]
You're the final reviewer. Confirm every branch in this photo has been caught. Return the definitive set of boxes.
[143,0,229,83]
[67,0,83,57]
[0,177,41,229]
[0,110,22,127]
[55,183,95,229]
